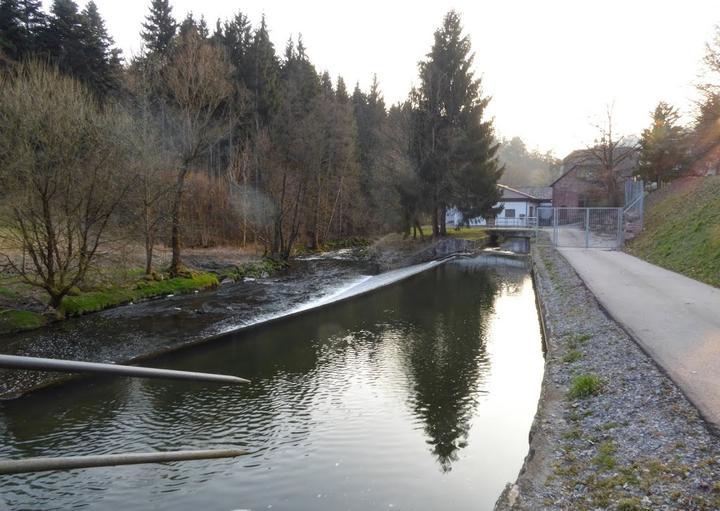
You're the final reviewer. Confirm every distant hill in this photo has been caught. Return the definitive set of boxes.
[627,176,720,288]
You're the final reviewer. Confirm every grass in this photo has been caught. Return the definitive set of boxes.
[568,374,602,399]
[0,308,46,335]
[59,272,219,317]
[627,176,720,288]
[563,349,582,363]
[594,440,617,470]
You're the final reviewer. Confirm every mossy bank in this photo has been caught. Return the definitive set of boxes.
[0,258,289,336]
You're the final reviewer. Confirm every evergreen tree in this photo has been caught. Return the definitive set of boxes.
[246,15,280,129]
[335,76,349,103]
[409,11,502,236]
[140,0,176,55]
[636,102,687,186]
[80,1,122,98]
[38,0,85,75]
[16,0,45,53]
[0,0,22,59]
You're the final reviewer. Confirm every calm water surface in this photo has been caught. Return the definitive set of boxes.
[0,259,543,511]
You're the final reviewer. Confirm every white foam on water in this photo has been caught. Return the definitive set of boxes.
[214,259,448,337]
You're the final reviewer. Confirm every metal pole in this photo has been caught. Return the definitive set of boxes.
[585,208,590,249]
[0,449,247,475]
[617,207,624,249]
[0,355,250,385]
[553,208,558,246]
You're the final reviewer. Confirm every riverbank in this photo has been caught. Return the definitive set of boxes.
[0,236,479,399]
[0,244,283,336]
[496,244,720,510]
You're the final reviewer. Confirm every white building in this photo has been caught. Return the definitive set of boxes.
[446,185,552,228]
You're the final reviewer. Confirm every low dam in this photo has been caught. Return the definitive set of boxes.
[0,255,544,510]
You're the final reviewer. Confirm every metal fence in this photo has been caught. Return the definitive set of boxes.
[536,207,623,249]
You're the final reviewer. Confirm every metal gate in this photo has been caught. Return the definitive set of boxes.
[536,207,623,249]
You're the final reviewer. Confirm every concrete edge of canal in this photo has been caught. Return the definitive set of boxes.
[494,243,720,511]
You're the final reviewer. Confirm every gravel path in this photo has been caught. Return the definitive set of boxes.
[496,244,720,511]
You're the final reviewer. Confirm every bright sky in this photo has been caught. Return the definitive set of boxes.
[57,0,719,156]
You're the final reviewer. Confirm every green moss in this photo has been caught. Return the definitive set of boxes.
[60,272,219,317]
[0,308,47,334]
[568,374,602,399]
[628,177,720,288]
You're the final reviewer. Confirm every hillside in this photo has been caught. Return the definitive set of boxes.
[627,176,720,288]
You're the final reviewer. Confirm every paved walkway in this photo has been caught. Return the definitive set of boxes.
[558,248,720,429]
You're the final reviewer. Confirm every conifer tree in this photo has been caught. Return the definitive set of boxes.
[38,0,84,74]
[0,0,22,59]
[140,0,176,55]
[16,0,45,52]
[637,102,687,186]
[410,11,502,236]
[80,1,121,98]
[247,15,280,130]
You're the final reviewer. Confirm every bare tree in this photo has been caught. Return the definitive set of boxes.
[126,58,175,275]
[0,62,132,311]
[586,106,638,206]
[163,28,233,275]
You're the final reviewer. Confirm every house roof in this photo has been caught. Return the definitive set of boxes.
[498,184,544,201]
[514,186,553,201]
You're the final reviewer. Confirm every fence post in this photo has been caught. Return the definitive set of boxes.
[553,208,558,246]
[585,208,590,248]
[617,207,624,249]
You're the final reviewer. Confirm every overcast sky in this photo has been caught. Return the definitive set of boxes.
[54,0,719,156]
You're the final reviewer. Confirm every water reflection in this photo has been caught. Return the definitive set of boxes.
[0,258,543,511]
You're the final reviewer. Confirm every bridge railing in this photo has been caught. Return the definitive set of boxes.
[490,217,538,228]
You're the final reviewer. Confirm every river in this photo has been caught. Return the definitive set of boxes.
[0,256,543,510]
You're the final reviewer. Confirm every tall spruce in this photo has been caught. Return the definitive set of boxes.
[38,0,85,75]
[0,0,44,60]
[80,1,121,98]
[410,11,502,236]
[0,0,22,59]
[247,15,280,130]
[140,0,176,55]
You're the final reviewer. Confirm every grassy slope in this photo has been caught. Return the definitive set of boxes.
[627,176,720,288]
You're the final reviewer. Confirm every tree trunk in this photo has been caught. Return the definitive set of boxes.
[439,205,447,236]
[169,164,190,276]
[431,206,439,238]
[145,234,154,276]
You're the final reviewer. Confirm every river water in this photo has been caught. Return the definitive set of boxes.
[0,257,543,511]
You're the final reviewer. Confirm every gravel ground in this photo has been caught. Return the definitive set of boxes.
[496,243,720,511]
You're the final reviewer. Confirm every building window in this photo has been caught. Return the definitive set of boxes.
[505,209,515,218]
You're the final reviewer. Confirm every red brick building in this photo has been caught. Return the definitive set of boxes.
[551,148,639,207]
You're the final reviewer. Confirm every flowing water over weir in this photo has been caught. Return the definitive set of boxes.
[0,256,544,511]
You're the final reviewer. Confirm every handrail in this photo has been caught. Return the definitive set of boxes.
[623,193,643,212]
